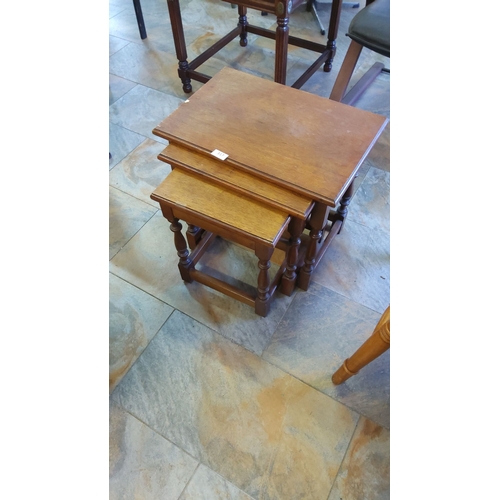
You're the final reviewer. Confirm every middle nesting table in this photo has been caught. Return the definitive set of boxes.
[156,143,315,298]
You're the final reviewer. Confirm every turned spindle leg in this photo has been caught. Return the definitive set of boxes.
[298,203,329,290]
[281,217,305,296]
[255,245,274,317]
[186,224,203,250]
[238,5,248,47]
[333,175,358,233]
[166,0,192,93]
[323,0,342,72]
[332,306,390,385]
[275,1,291,84]
[169,218,193,282]
[160,203,193,282]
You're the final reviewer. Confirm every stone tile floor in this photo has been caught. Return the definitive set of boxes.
[109,0,390,498]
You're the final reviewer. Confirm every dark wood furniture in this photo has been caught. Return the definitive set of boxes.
[133,0,147,39]
[330,0,390,105]
[332,305,390,384]
[165,0,343,92]
[153,67,388,291]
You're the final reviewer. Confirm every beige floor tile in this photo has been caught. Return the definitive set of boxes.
[109,138,171,206]
[109,186,157,260]
[108,4,172,48]
[198,40,278,83]
[112,310,360,500]
[179,464,255,500]
[312,218,390,314]
[110,403,198,499]
[109,42,189,97]
[109,84,183,143]
[109,273,173,392]
[109,74,136,105]
[109,35,130,56]
[109,123,145,170]
[349,166,390,234]
[328,417,390,500]
[109,3,128,20]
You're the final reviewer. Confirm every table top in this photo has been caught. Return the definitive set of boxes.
[151,168,290,247]
[159,144,314,220]
[153,67,388,206]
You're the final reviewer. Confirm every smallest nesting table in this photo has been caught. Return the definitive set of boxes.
[151,168,312,316]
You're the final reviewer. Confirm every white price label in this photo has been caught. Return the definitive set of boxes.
[210,149,229,161]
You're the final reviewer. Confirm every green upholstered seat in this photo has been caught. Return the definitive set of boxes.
[348,0,390,58]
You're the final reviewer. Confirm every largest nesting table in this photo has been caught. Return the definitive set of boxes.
[152,67,388,311]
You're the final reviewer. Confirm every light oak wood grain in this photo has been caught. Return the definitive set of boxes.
[151,169,290,247]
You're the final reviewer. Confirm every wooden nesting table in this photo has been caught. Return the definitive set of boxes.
[151,168,308,316]
[151,67,388,315]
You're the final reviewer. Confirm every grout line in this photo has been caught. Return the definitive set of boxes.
[117,405,202,465]
[301,278,388,316]
[116,403,255,498]
[109,180,157,205]
[109,207,158,262]
[176,463,201,500]
[108,75,190,102]
[325,413,362,500]
[109,274,388,429]
[109,183,160,209]
[108,270,171,307]
[259,286,301,355]
[109,40,132,58]
[147,300,388,430]
[258,350,389,430]
[109,304,175,397]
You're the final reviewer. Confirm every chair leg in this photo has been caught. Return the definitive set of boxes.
[341,61,384,105]
[166,0,192,93]
[275,2,291,85]
[332,306,390,385]
[132,0,147,39]
[238,5,248,47]
[329,39,363,101]
[323,0,342,72]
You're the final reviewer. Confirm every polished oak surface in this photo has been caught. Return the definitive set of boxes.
[159,144,314,220]
[151,168,290,247]
[153,67,388,206]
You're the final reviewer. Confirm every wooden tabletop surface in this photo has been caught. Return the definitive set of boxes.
[159,144,314,220]
[153,67,388,206]
[151,168,290,247]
